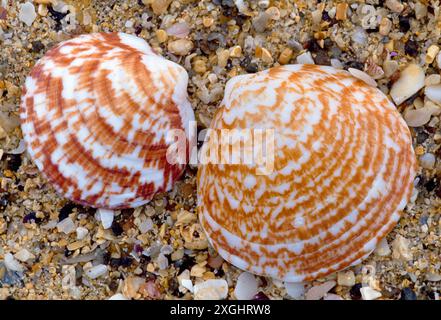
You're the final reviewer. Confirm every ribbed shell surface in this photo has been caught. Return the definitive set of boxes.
[197,64,416,281]
[20,32,195,209]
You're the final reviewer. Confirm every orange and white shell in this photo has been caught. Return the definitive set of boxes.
[197,64,416,281]
[20,32,195,209]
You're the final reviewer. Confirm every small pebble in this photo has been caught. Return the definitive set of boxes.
[419,153,436,169]
[194,279,228,300]
[85,264,107,279]
[168,39,194,56]
[350,283,363,300]
[391,235,413,261]
[76,226,89,240]
[4,253,24,272]
[425,84,441,104]
[98,208,114,230]
[234,272,258,300]
[360,286,382,300]
[296,51,315,64]
[386,0,404,12]
[284,282,305,299]
[400,287,417,300]
[19,2,37,26]
[14,249,35,263]
[56,217,75,234]
[337,270,356,287]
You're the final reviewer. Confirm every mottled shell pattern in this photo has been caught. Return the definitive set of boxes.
[20,32,195,209]
[198,64,416,281]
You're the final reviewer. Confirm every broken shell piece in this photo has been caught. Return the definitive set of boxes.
[193,279,228,300]
[348,68,377,87]
[198,64,416,281]
[404,106,438,127]
[20,32,195,209]
[305,281,336,300]
[390,64,425,105]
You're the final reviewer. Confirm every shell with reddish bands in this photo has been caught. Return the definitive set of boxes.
[197,64,416,281]
[20,32,195,209]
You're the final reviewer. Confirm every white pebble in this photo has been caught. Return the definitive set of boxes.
[19,2,37,27]
[337,270,356,287]
[125,20,134,28]
[296,51,315,64]
[108,293,129,300]
[57,217,75,234]
[305,280,336,300]
[76,226,89,240]
[4,253,24,272]
[98,208,114,229]
[360,286,382,300]
[234,272,258,300]
[390,64,425,105]
[85,264,107,279]
[14,249,35,263]
[194,279,228,300]
[284,282,305,299]
[419,153,436,169]
[425,84,441,104]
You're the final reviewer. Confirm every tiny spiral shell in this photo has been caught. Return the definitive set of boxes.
[197,64,416,281]
[20,32,195,209]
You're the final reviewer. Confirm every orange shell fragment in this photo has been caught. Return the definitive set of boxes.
[197,64,416,281]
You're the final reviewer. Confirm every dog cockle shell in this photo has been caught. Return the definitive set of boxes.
[20,32,195,209]
[197,64,416,281]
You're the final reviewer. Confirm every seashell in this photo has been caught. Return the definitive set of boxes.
[20,32,195,209]
[348,68,377,87]
[390,64,425,105]
[197,64,416,281]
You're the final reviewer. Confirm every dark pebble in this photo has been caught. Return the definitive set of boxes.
[23,211,42,224]
[345,61,364,71]
[48,5,69,22]
[424,179,438,193]
[226,59,233,70]
[111,221,124,236]
[58,202,76,221]
[314,51,331,66]
[137,0,145,5]
[399,16,411,32]
[400,287,417,300]
[350,283,363,300]
[245,62,258,73]
[253,292,270,300]
[5,154,22,172]
[404,40,419,57]
[416,131,429,144]
[31,40,45,53]
[134,24,143,35]
[109,256,133,268]
[174,255,195,271]
[0,196,8,208]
